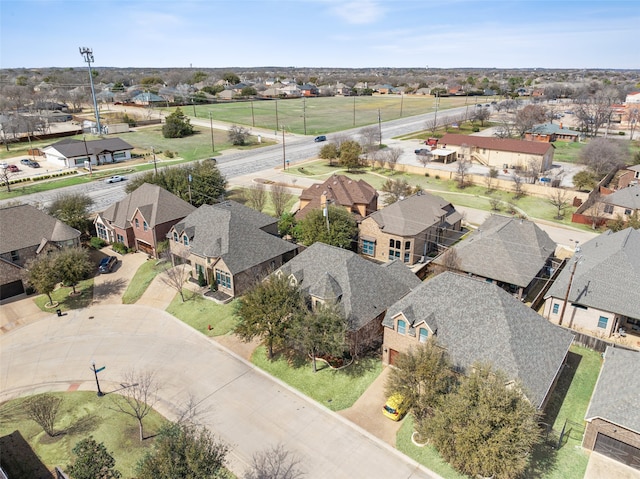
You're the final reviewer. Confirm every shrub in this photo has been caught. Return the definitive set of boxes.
[164,150,174,158]
[90,237,107,249]
[618,131,625,136]
[472,127,480,132]
[425,172,430,177]
[435,175,440,180]
[111,242,128,254]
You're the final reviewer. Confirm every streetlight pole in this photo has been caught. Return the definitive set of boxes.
[91,360,104,397]
[209,112,215,154]
[281,126,286,170]
[303,97,307,135]
[377,109,382,147]
[79,47,101,135]
[152,147,157,176]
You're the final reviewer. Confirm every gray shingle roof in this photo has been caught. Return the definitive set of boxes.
[47,138,133,158]
[435,215,556,288]
[383,272,574,408]
[0,204,80,254]
[527,122,580,136]
[603,184,640,210]
[585,347,640,434]
[172,201,297,275]
[367,192,462,236]
[545,228,640,319]
[99,183,195,230]
[277,243,421,330]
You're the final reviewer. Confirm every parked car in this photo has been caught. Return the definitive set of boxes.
[314,135,327,142]
[382,393,407,421]
[98,256,118,273]
[0,162,7,169]
[20,159,30,165]
[27,160,40,168]
[104,175,125,184]
[414,149,432,156]
[7,165,19,173]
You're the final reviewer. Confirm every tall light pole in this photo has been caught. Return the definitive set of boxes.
[209,112,215,154]
[151,146,157,176]
[79,47,101,135]
[377,109,382,147]
[281,126,286,170]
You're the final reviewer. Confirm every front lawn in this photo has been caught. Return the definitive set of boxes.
[166,290,238,336]
[0,392,168,479]
[122,259,170,304]
[251,345,382,411]
[33,279,94,312]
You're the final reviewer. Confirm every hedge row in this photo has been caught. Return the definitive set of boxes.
[8,170,78,184]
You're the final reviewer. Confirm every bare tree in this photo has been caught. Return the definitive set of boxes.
[548,188,571,219]
[270,184,293,218]
[111,369,158,442]
[0,166,16,192]
[512,173,525,199]
[514,104,547,137]
[246,183,267,212]
[625,107,639,141]
[455,157,471,188]
[485,167,499,191]
[578,137,628,176]
[489,195,502,211]
[574,93,615,137]
[383,147,403,171]
[244,443,305,479]
[494,121,514,139]
[587,194,607,230]
[359,126,379,159]
[471,107,491,126]
[24,393,63,437]
[162,251,191,302]
[381,178,413,205]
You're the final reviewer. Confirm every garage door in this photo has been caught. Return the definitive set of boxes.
[594,433,640,470]
[0,280,25,300]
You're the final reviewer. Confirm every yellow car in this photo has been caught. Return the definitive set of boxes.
[382,393,407,421]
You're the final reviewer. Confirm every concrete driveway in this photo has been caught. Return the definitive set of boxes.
[0,294,49,335]
[584,451,640,479]
[0,305,441,479]
[92,248,148,304]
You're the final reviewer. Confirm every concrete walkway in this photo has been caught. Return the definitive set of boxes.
[584,451,640,479]
[92,248,148,305]
[135,265,184,310]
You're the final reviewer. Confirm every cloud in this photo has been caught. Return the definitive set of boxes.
[329,0,385,25]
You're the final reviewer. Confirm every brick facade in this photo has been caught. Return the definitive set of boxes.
[583,418,640,452]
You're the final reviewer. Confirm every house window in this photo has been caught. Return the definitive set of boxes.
[552,303,559,314]
[625,209,632,215]
[173,232,178,242]
[215,269,231,289]
[404,241,411,250]
[418,328,428,343]
[10,250,19,262]
[362,240,375,256]
[597,316,608,329]
[389,239,401,259]
[183,236,189,246]
[113,152,126,160]
[404,252,411,263]
[116,234,124,243]
[135,218,139,228]
[397,319,406,335]
[604,204,614,214]
[96,223,107,240]
[143,221,148,231]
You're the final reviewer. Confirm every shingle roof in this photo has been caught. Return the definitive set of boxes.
[99,183,195,230]
[383,272,574,408]
[172,201,297,275]
[366,192,462,236]
[277,243,421,330]
[527,122,580,136]
[435,215,556,288]
[603,184,640,210]
[46,138,133,158]
[0,204,80,254]
[296,174,377,219]
[545,228,640,319]
[585,347,640,434]
[439,133,553,155]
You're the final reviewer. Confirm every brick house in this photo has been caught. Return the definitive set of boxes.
[296,174,378,221]
[382,272,574,410]
[43,138,134,168]
[274,242,421,355]
[438,133,555,172]
[601,184,640,223]
[94,183,195,257]
[583,347,640,470]
[0,204,80,300]
[432,215,557,299]
[543,228,640,338]
[358,192,463,265]
[524,123,580,143]
[617,165,640,189]
[168,201,299,300]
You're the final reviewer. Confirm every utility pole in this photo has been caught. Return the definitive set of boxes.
[251,100,255,127]
[558,254,581,327]
[275,100,279,136]
[400,92,404,117]
[353,96,356,126]
[281,126,286,170]
[323,194,331,232]
[303,97,307,135]
[209,112,215,154]
[152,147,157,176]
[79,47,101,135]
[377,109,382,147]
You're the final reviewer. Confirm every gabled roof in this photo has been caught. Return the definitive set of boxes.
[527,122,580,136]
[439,133,553,155]
[603,184,640,210]
[545,228,640,319]
[132,92,165,102]
[277,243,420,330]
[296,174,377,219]
[45,138,133,158]
[172,201,297,275]
[365,192,462,236]
[383,272,574,408]
[98,183,195,230]
[0,204,80,254]
[585,347,640,434]
[435,215,556,288]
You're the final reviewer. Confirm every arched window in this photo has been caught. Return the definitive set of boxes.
[419,328,428,343]
[173,231,178,242]
[397,319,406,335]
[183,235,189,246]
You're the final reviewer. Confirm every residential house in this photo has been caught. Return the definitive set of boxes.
[583,347,640,470]
[94,183,195,257]
[432,215,557,299]
[275,242,421,355]
[296,174,378,221]
[438,133,555,172]
[524,122,581,143]
[382,272,574,410]
[625,92,640,104]
[0,204,80,300]
[617,164,640,189]
[358,191,463,265]
[300,83,319,97]
[168,201,299,300]
[42,138,134,168]
[543,228,640,338]
[601,184,640,222]
[131,92,166,106]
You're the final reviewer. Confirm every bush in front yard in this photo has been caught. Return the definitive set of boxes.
[111,242,129,254]
[90,237,107,249]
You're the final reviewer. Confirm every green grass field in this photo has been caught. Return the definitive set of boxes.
[0,392,168,478]
[166,290,238,337]
[33,279,94,312]
[121,260,170,304]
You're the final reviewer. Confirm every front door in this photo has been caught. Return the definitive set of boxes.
[389,349,399,366]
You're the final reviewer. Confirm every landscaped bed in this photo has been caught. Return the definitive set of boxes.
[33,278,94,312]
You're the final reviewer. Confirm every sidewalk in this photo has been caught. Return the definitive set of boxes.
[0,294,49,335]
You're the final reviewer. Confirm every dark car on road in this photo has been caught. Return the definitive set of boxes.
[314,135,327,142]
[98,256,118,273]
[415,149,432,156]
[20,159,40,168]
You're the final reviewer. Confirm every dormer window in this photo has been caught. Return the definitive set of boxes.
[134,218,139,228]
[183,235,189,246]
[143,221,148,231]
[173,232,178,242]
[397,319,406,335]
[288,274,298,286]
[419,328,428,343]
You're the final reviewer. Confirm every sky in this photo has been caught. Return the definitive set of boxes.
[1,0,639,70]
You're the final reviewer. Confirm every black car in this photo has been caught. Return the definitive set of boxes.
[98,256,118,273]
[415,149,432,156]
[314,135,327,142]
[27,160,40,168]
